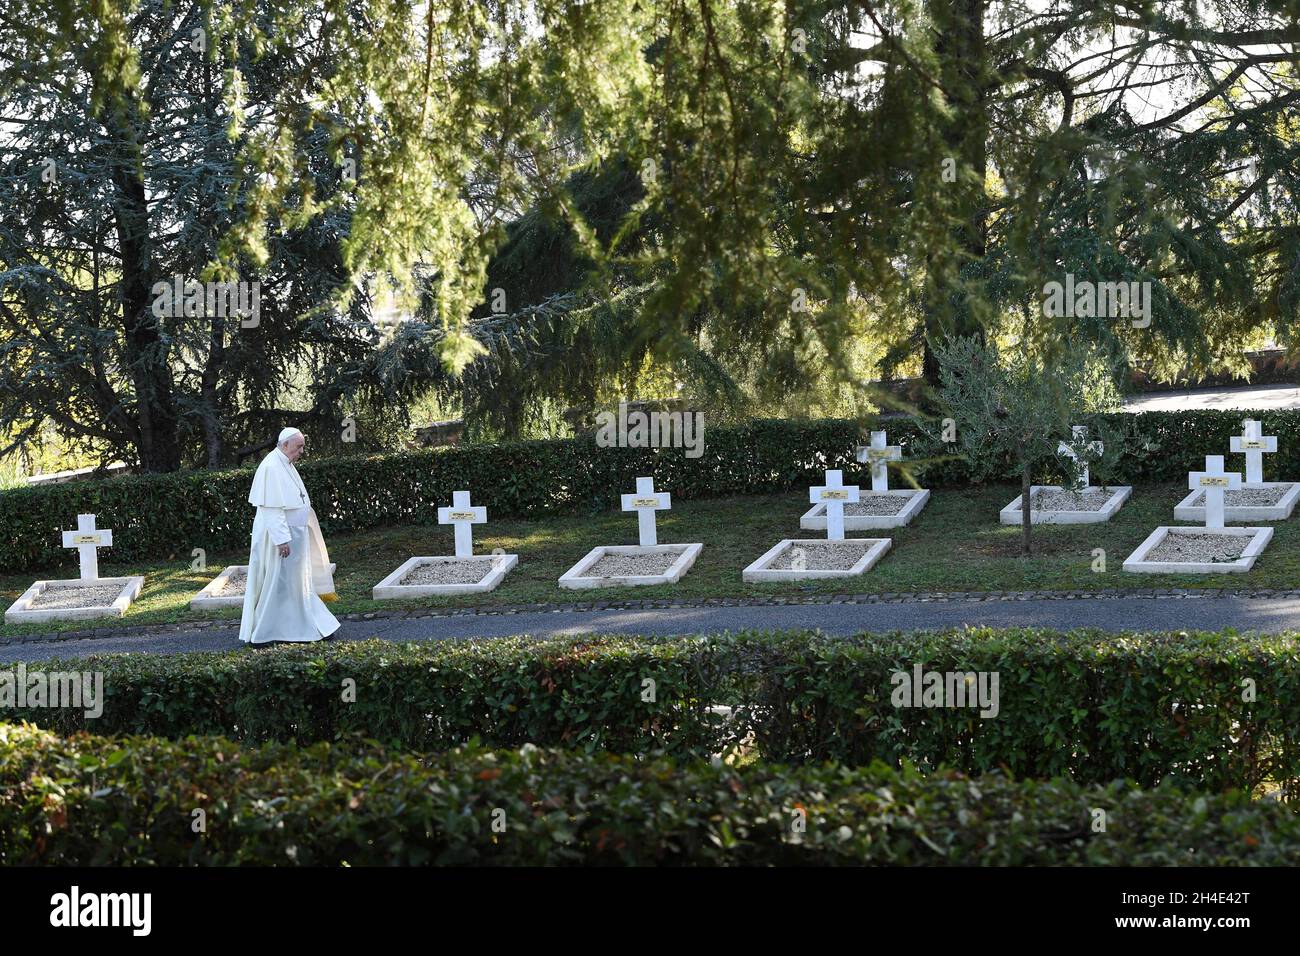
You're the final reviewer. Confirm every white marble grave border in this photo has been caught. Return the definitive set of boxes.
[189,563,338,610]
[372,554,518,599]
[5,576,145,625]
[558,543,702,590]
[999,485,1132,525]
[1122,526,1273,575]
[800,489,930,530]
[742,537,891,583]
[1172,481,1300,523]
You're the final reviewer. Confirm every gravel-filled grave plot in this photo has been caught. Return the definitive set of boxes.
[1123,526,1274,574]
[559,543,703,589]
[399,557,501,586]
[190,563,338,609]
[1030,488,1114,511]
[801,489,930,530]
[1000,485,1132,525]
[587,548,685,577]
[764,540,876,570]
[1146,532,1246,563]
[5,575,145,624]
[1174,482,1300,522]
[214,568,248,594]
[1187,486,1290,508]
[28,583,130,610]
[743,537,891,582]
[374,553,519,599]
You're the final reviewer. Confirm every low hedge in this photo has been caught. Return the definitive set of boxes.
[3,409,1297,573]
[14,629,1300,793]
[3,722,1296,865]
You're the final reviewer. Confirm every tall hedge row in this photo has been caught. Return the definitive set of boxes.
[2,409,1295,573]
[15,629,1300,794]
[3,722,1296,865]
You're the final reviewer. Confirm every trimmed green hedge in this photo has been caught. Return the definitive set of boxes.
[3,409,1298,573]
[3,722,1296,865]
[15,629,1300,793]
[0,418,855,572]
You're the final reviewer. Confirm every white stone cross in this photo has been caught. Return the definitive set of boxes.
[1229,419,1276,485]
[810,469,860,541]
[621,476,671,547]
[856,431,902,492]
[1189,455,1241,530]
[61,513,113,581]
[1058,425,1102,489]
[437,490,486,558]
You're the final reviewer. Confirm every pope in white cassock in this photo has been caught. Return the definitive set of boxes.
[239,428,341,645]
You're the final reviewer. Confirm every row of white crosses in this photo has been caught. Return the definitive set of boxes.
[445,478,677,553]
[1186,419,1278,531]
[812,429,917,540]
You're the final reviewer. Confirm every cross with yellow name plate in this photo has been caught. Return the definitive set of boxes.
[1188,455,1241,530]
[621,476,671,546]
[437,490,487,557]
[810,469,860,541]
[61,513,113,580]
[856,430,903,491]
[1229,419,1277,485]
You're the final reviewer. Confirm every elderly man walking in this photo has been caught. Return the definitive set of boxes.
[239,428,340,645]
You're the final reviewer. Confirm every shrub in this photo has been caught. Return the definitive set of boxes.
[1,410,1296,573]
[13,628,1300,794]
[2,722,1296,865]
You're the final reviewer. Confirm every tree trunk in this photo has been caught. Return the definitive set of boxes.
[922,0,989,390]
[107,99,182,472]
[1021,460,1033,556]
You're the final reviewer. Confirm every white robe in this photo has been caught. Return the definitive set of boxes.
[239,448,340,644]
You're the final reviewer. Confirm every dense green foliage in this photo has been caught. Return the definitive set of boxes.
[0,409,1296,573]
[4,2,1298,463]
[3,721,1295,865]
[15,628,1300,794]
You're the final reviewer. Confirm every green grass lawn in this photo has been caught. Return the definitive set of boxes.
[2,482,1296,639]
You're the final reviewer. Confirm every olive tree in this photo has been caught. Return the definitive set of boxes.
[935,337,1118,555]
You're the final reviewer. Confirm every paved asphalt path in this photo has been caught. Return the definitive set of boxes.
[1122,383,1300,412]
[4,594,1300,663]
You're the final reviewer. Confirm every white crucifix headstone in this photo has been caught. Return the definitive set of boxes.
[61,513,113,581]
[437,490,487,558]
[1058,425,1102,489]
[621,476,670,547]
[1189,455,1241,530]
[810,469,860,541]
[856,431,903,492]
[1229,419,1277,485]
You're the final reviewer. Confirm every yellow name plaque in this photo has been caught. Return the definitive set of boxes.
[1199,477,1230,487]
[1239,440,1269,449]
[632,498,661,507]
[73,534,103,545]
[447,511,478,520]
[821,490,850,500]
[865,449,898,460]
